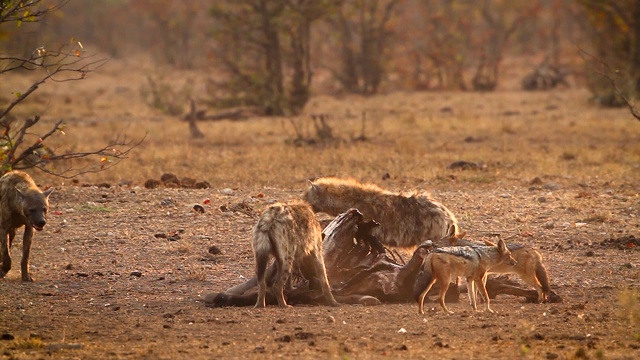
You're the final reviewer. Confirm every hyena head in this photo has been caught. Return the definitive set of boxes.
[17,187,53,231]
[495,239,517,266]
[302,180,329,213]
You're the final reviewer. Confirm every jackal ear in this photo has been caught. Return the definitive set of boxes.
[483,239,497,247]
[497,239,508,254]
[446,224,456,237]
[455,230,466,239]
[43,187,54,198]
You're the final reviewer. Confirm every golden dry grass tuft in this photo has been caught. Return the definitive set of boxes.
[2,62,639,194]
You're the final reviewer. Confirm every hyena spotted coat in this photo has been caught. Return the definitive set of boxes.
[0,171,53,282]
[302,177,458,248]
[253,201,339,308]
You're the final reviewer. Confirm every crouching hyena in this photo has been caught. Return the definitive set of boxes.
[253,201,339,308]
[303,177,458,248]
[0,171,53,282]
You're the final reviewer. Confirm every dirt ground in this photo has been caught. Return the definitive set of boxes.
[0,178,637,359]
[1,62,640,359]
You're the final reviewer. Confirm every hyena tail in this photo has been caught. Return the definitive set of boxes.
[535,262,552,295]
[413,261,433,302]
[254,205,286,281]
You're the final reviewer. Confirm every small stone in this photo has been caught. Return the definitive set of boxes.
[585,250,594,257]
[327,316,336,323]
[543,182,562,190]
[208,245,222,255]
[542,222,554,229]
[221,188,234,195]
[193,204,205,214]
[1,333,14,341]
[530,177,543,185]
[537,197,546,203]
[130,271,143,277]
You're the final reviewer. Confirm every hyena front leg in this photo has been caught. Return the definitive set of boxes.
[309,251,340,307]
[21,226,35,282]
[0,229,11,278]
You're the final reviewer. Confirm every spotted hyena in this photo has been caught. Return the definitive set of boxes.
[0,171,53,282]
[253,201,339,308]
[302,177,458,248]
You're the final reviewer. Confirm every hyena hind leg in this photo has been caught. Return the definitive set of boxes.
[272,257,293,307]
[254,250,271,308]
[309,252,339,307]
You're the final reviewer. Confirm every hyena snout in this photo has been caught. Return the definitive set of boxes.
[31,216,46,231]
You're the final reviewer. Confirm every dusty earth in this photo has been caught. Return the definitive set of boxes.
[0,177,638,359]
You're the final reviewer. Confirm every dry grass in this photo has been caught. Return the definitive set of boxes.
[1,61,639,193]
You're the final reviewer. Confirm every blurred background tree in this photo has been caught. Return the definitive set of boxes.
[3,0,637,115]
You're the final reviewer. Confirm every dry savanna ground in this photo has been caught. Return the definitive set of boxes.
[0,60,639,359]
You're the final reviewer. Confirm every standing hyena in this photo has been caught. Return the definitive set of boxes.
[253,201,339,308]
[302,177,458,248]
[0,171,53,282]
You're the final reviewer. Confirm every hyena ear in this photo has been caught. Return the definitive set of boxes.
[308,181,323,193]
[15,186,25,198]
[43,187,54,198]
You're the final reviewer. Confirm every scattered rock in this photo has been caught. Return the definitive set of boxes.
[294,332,313,340]
[448,160,486,170]
[542,222,554,229]
[275,335,292,343]
[194,181,211,189]
[396,344,408,350]
[160,198,177,207]
[160,173,180,185]
[181,177,197,188]
[221,188,234,195]
[154,233,167,239]
[585,250,594,257]
[327,316,336,323]
[193,204,205,213]
[530,177,543,185]
[144,179,161,189]
[600,235,639,250]
[543,182,562,190]
[382,172,390,180]
[1,333,14,341]
[130,271,143,277]
[208,245,222,255]
[537,197,546,203]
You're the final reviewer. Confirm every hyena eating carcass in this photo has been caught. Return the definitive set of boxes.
[302,177,458,248]
[0,171,53,282]
[253,201,339,308]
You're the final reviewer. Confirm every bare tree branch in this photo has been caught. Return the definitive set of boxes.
[580,48,640,122]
